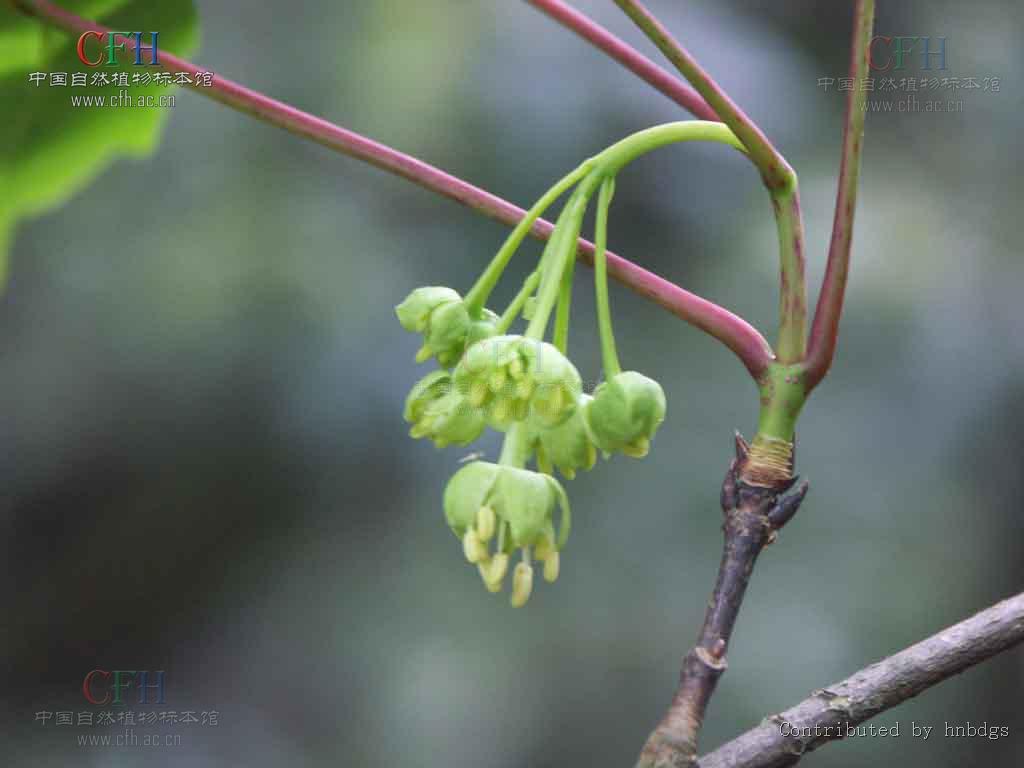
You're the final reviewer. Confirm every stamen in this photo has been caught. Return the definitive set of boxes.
[476,506,497,541]
[510,561,534,608]
[623,437,650,458]
[462,529,487,564]
[533,537,553,561]
[542,551,560,583]
[480,553,509,592]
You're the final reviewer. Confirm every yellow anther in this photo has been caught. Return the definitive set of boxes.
[534,387,564,420]
[476,506,496,541]
[623,437,650,458]
[510,561,534,607]
[542,551,560,583]
[462,529,487,564]
[479,566,502,592]
[515,379,533,400]
[509,358,524,379]
[479,553,509,593]
[533,537,553,561]
[415,345,433,363]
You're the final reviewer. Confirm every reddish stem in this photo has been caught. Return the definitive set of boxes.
[611,0,808,363]
[805,0,876,390]
[612,0,793,191]
[14,0,773,378]
[525,0,718,121]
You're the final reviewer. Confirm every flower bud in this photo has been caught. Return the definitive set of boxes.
[466,308,500,348]
[528,343,584,428]
[397,287,499,368]
[422,300,472,367]
[396,286,461,333]
[403,370,450,425]
[404,371,485,448]
[583,371,666,457]
[534,394,597,479]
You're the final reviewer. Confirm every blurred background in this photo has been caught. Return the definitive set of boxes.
[2,1,1022,766]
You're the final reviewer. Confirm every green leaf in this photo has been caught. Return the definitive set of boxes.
[0,0,199,279]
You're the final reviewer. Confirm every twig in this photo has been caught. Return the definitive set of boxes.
[524,0,717,121]
[611,0,807,363]
[13,0,773,379]
[611,0,791,190]
[636,436,809,768]
[804,0,876,390]
[699,591,1024,768]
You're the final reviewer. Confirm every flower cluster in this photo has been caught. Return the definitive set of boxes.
[397,161,667,606]
[455,335,582,429]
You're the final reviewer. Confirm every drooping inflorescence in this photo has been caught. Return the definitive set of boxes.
[391,126,753,605]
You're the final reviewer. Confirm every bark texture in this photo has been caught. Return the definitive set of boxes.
[636,435,808,768]
[699,592,1024,768]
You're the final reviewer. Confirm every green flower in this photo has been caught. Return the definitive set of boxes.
[453,335,582,430]
[532,394,597,479]
[583,371,666,458]
[396,286,460,334]
[396,287,499,368]
[421,300,472,366]
[404,371,485,448]
[443,461,570,606]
